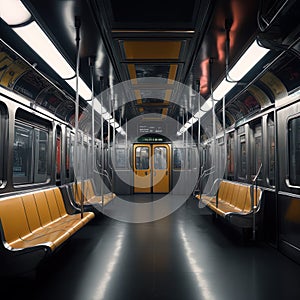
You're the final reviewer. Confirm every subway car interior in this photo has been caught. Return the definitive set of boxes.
[0,0,300,299]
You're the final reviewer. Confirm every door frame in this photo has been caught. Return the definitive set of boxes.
[133,143,171,193]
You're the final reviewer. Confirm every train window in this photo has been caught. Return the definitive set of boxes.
[154,147,167,169]
[227,133,234,176]
[83,142,89,178]
[35,129,49,182]
[115,148,126,168]
[254,124,262,180]
[13,122,49,184]
[68,131,75,181]
[56,127,61,182]
[173,148,183,169]
[13,124,34,183]
[173,148,190,170]
[217,136,225,163]
[201,143,212,171]
[74,132,82,178]
[66,130,71,180]
[288,116,300,186]
[267,117,275,186]
[238,134,247,179]
[0,103,8,187]
[184,148,191,170]
[135,146,149,170]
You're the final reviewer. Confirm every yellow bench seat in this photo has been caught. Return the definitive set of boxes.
[0,186,95,275]
[72,179,116,208]
[196,180,263,228]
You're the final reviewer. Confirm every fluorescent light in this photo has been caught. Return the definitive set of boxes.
[178,40,270,135]
[102,112,112,121]
[109,121,120,129]
[229,40,270,81]
[66,77,92,101]
[108,118,115,123]
[0,0,31,26]
[13,22,74,79]
[12,16,92,100]
[177,101,210,135]
[213,40,269,100]
[116,127,126,135]
[201,98,213,111]
[189,116,199,124]
[93,99,125,133]
[213,80,236,100]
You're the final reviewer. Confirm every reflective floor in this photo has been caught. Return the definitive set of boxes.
[2,196,300,300]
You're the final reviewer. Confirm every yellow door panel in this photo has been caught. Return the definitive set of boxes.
[134,144,151,193]
[152,145,170,193]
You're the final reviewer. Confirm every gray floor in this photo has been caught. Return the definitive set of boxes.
[2,195,300,300]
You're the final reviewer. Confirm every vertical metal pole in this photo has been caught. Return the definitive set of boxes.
[125,118,128,169]
[125,118,128,149]
[190,88,193,146]
[112,91,116,194]
[210,59,217,173]
[100,79,104,208]
[186,108,188,147]
[74,16,83,218]
[90,60,95,175]
[185,106,188,186]
[108,91,111,155]
[223,95,227,179]
[198,91,201,193]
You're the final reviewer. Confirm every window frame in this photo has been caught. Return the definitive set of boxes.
[287,114,300,188]
[266,115,275,187]
[13,111,51,186]
[0,102,8,188]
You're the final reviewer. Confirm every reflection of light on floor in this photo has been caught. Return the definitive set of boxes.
[92,231,125,300]
[179,225,215,300]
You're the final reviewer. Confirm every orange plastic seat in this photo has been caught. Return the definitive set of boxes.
[0,186,95,275]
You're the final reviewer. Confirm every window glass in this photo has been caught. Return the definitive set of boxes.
[75,132,82,178]
[13,122,49,184]
[35,129,48,182]
[56,135,61,181]
[202,143,212,170]
[217,139,225,172]
[254,124,262,179]
[173,148,190,169]
[13,124,33,183]
[267,117,275,186]
[66,131,71,179]
[154,147,167,170]
[82,142,88,179]
[174,148,183,169]
[66,131,75,181]
[227,133,234,175]
[0,107,1,185]
[0,104,7,186]
[239,134,247,178]
[288,117,300,186]
[186,148,191,170]
[115,148,126,168]
[135,146,149,170]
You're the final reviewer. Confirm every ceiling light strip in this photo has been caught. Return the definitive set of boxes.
[177,40,270,135]
[2,0,92,101]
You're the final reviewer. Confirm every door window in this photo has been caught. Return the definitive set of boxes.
[135,146,149,170]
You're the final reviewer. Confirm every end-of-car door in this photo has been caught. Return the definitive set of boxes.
[134,144,151,193]
[152,144,170,193]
